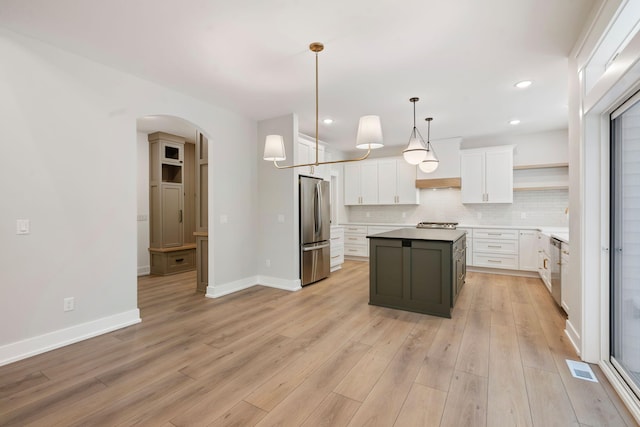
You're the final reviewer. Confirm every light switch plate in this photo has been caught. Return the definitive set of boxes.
[16,219,30,235]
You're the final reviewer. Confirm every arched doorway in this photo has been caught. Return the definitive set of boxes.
[135,115,209,315]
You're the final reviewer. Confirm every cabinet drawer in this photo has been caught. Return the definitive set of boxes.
[330,235,344,247]
[473,229,518,240]
[150,248,196,275]
[344,225,367,234]
[344,245,368,257]
[473,239,518,255]
[473,253,518,270]
[344,234,368,246]
[330,247,344,267]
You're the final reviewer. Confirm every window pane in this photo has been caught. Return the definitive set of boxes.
[611,97,640,397]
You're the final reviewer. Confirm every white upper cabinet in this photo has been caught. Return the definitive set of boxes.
[297,134,327,180]
[344,162,378,205]
[377,159,419,205]
[344,158,418,206]
[460,145,513,203]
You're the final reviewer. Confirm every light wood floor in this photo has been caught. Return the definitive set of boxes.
[1,261,638,426]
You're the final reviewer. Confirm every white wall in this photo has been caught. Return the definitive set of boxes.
[0,28,257,363]
[462,129,568,166]
[256,114,301,290]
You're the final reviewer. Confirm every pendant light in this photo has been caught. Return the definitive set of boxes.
[263,42,383,169]
[418,117,439,173]
[402,97,428,165]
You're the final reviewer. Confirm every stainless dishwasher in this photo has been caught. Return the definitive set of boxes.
[550,237,562,307]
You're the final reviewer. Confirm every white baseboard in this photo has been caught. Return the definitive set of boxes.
[257,275,302,292]
[206,275,302,299]
[565,319,581,356]
[466,266,539,278]
[206,276,257,298]
[0,309,141,367]
[137,265,150,276]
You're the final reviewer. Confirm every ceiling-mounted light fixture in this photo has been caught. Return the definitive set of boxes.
[402,97,428,165]
[418,117,439,173]
[515,80,532,88]
[263,42,383,169]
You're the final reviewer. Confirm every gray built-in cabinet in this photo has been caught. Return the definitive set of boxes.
[194,131,208,292]
[148,132,197,275]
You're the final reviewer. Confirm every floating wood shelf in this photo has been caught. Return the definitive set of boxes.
[513,163,568,170]
[513,186,569,191]
[415,177,461,189]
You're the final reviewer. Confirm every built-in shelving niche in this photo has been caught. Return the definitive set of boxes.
[512,163,569,191]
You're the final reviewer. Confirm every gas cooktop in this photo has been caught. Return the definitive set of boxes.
[416,221,458,229]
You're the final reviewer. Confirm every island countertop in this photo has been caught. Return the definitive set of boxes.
[367,228,466,242]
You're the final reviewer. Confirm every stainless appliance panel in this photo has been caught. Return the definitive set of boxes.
[301,243,330,286]
[550,237,562,307]
[300,176,331,286]
[300,177,330,245]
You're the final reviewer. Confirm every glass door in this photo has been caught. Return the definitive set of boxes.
[610,92,640,398]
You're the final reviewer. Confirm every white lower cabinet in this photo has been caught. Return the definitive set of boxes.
[343,225,409,258]
[472,228,519,270]
[518,230,538,272]
[330,226,344,272]
[344,225,368,257]
[537,232,552,292]
[560,242,570,313]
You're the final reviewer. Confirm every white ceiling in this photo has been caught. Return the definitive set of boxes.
[0,0,597,152]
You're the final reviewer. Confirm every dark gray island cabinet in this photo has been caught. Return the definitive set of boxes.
[367,228,466,318]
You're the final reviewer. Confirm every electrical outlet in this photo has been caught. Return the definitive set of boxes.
[477,212,482,219]
[366,212,371,218]
[63,297,75,312]
[402,212,407,218]
[265,259,271,267]
[521,212,527,219]
[277,214,285,223]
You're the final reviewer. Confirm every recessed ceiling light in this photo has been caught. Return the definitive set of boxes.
[515,80,532,89]
[323,118,334,124]
[509,119,521,125]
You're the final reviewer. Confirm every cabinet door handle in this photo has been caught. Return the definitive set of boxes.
[179,209,183,223]
[488,245,502,248]
[175,258,184,262]
[543,259,548,269]
[488,259,502,263]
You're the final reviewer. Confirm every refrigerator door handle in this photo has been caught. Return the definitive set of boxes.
[303,243,330,252]
[316,181,323,233]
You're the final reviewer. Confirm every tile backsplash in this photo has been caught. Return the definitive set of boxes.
[346,188,569,227]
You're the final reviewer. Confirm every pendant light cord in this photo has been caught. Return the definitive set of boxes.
[315,49,319,165]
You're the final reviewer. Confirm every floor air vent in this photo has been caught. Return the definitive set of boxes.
[566,359,598,382]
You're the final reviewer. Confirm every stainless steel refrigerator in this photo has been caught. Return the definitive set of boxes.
[300,176,330,286]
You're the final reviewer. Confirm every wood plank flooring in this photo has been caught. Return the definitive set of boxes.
[1,261,638,426]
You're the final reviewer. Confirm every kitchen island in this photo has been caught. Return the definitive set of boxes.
[367,228,466,318]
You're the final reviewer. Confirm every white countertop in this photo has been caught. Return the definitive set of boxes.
[339,222,569,243]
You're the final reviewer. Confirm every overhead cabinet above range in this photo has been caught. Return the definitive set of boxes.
[460,145,514,203]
